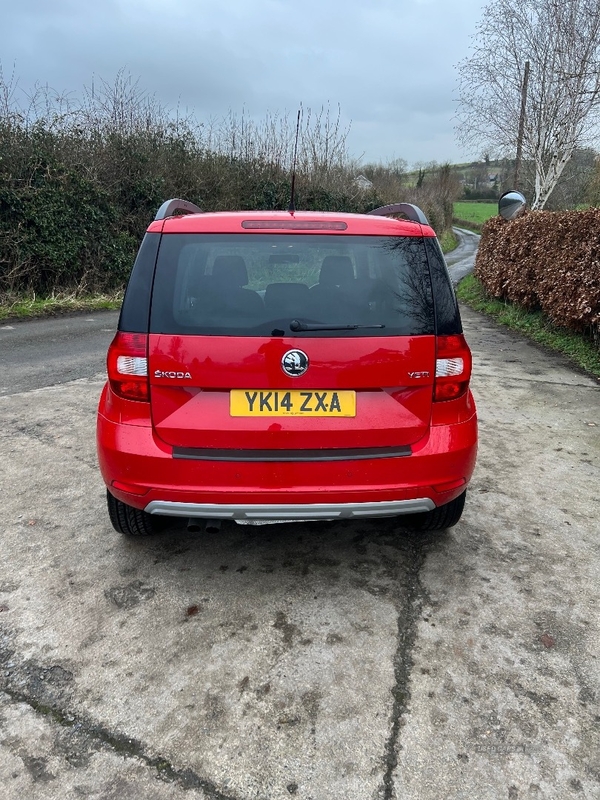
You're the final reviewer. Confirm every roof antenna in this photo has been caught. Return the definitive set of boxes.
[288,108,302,213]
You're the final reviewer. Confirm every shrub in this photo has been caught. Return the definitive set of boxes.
[475,210,600,341]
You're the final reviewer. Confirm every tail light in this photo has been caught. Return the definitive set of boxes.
[107,332,149,401]
[434,334,472,402]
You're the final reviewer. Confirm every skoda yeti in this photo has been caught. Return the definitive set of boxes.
[97,199,477,535]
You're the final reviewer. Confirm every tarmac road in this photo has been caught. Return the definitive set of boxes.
[0,233,599,799]
[0,313,119,397]
[446,227,481,285]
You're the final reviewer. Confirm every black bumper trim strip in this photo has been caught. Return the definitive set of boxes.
[172,446,412,462]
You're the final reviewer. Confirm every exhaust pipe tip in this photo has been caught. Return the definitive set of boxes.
[186,518,222,533]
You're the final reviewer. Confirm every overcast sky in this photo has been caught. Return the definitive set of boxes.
[0,0,489,167]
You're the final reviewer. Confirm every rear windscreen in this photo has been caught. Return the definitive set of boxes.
[150,234,435,337]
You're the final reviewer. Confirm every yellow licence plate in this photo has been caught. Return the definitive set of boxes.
[230,390,356,417]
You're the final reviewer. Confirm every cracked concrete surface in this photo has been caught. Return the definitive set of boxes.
[0,300,599,799]
[393,311,600,799]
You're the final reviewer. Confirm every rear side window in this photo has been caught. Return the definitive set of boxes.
[424,238,462,335]
[150,234,435,337]
[119,233,160,333]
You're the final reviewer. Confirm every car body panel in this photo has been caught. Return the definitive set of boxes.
[148,333,436,449]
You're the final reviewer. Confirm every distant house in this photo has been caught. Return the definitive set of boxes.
[354,174,374,191]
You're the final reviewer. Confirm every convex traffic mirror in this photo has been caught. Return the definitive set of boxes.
[498,190,526,221]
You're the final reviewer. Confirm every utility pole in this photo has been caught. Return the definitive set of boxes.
[514,60,530,189]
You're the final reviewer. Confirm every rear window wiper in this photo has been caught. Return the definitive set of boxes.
[289,319,385,332]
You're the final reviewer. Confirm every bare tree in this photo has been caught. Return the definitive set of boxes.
[456,0,600,209]
[208,104,352,183]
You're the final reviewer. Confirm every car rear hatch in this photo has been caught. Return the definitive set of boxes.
[147,231,437,455]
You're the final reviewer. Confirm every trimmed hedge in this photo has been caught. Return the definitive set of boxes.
[475,210,600,341]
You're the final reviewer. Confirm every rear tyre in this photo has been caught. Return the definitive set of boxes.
[405,490,466,532]
[106,490,161,536]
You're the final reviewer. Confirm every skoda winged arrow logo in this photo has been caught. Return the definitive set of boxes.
[281,349,309,377]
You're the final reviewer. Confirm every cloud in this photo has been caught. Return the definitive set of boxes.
[0,0,487,164]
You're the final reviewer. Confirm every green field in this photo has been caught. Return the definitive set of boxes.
[453,202,498,226]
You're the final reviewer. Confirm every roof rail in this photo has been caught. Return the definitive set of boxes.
[154,198,203,221]
[367,203,429,225]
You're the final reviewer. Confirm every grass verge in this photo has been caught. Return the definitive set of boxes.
[0,291,123,322]
[439,228,458,253]
[456,275,600,379]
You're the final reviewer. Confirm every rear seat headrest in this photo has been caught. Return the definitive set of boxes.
[212,255,248,287]
[319,256,354,286]
[264,282,311,314]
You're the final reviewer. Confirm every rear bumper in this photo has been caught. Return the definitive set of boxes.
[97,409,477,517]
[145,498,435,520]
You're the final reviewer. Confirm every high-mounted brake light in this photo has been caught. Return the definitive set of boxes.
[107,332,149,401]
[241,220,347,230]
[434,335,472,402]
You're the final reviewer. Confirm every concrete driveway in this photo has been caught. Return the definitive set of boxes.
[0,265,598,798]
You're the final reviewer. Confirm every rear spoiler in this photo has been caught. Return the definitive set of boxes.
[367,203,428,225]
[155,199,203,220]
[154,198,429,225]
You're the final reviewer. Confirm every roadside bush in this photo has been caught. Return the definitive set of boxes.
[475,210,600,341]
[462,187,499,201]
[0,127,136,293]
[405,163,461,233]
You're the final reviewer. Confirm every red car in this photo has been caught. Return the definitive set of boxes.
[97,200,477,535]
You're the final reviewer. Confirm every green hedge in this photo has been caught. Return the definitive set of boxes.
[0,125,384,295]
[475,210,600,341]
